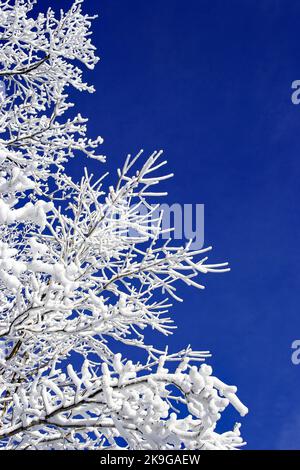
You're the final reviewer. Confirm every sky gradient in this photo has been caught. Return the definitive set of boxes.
[36,0,300,449]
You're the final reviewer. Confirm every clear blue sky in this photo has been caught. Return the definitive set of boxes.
[39,0,300,449]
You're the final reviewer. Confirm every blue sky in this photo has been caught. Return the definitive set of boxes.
[38,0,300,449]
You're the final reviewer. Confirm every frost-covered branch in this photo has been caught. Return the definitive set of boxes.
[0,0,247,450]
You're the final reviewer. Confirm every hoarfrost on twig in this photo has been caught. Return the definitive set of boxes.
[0,0,247,450]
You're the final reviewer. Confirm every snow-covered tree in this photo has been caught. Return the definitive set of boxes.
[0,0,248,450]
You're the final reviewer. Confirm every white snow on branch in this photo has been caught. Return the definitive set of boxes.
[0,0,247,451]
